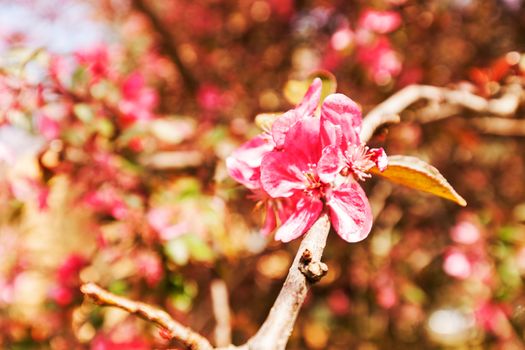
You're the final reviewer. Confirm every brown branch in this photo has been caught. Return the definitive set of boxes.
[360,82,524,142]
[80,283,214,350]
[471,117,525,136]
[211,279,232,347]
[246,213,331,350]
[131,0,198,92]
[81,214,331,350]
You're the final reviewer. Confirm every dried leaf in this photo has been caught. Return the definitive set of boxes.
[371,155,467,206]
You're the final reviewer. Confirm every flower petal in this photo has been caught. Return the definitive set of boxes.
[318,144,344,183]
[295,77,322,117]
[226,134,275,189]
[320,93,362,147]
[260,201,277,236]
[261,118,322,198]
[368,147,388,171]
[275,196,323,242]
[226,156,261,190]
[272,78,322,148]
[327,181,372,242]
[230,134,275,168]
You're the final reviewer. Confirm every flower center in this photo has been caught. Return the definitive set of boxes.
[302,163,326,197]
[341,144,377,181]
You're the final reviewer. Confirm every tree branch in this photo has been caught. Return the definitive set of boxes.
[360,82,524,142]
[211,279,232,347]
[246,213,331,350]
[80,283,214,350]
[81,214,331,350]
[131,0,198,93]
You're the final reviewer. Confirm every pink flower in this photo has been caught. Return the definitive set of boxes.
[83,187,128,219]
[226,79,323,234]
[226,134,275,190]
[36,113,60,140]
[358,9,402,34]
[450,220,481,244]
[118,72,158,125]
[74,45,111,81]
[147,207,189,240]
[356,37,402,85]
[75,45,111,82]
[260,93,385,242]
[443,250,472,280]
[229,79,386,242]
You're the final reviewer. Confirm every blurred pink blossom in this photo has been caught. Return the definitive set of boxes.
[450,221,481,244]
[443,250,472,280]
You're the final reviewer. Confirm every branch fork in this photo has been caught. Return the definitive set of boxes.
[298,249,328,283]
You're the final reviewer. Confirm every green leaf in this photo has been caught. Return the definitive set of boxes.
[371,155,467,206]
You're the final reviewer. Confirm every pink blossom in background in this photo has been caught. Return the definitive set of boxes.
[358,9,401,34]
[327,289,351,316]
[475,302,513,339]
[118,72,158,125]
[450,220,481,244]
[134,251,163,287]
[443,249,472,280]
[83,187,128,219]
[321,9,403,84]
[74,45,111,81]
[50,254,87,306]
[356,37,402,85]
[36,113,60,140]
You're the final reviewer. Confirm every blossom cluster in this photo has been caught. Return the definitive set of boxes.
[227,79,387,243]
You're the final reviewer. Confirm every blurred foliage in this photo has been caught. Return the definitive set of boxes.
[1,0,525,349]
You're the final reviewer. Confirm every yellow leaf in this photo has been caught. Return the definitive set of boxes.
[283,70,338,106]
[309,70,337,103]
[283,80,309,105]
[371,155,467,206]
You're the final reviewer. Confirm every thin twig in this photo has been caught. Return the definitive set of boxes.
[211,279,232,347]
[80,283,214,350]
[471,117,525,136]
[360,83,524,142]
[131,0,198,92]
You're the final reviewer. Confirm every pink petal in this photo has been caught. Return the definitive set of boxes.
[226,134,275,189]
[368,147,387,171]
[271,78,322,148]
[261,118,322,198]
[271,109,301,148]
[320,93,362,147]
[295,77,322,117]
[318,144,344,183]
[260,201,277,236]
[226,157,261,190]
[275,196,323,242]
[327,181,372,242]
[231,134,275,168]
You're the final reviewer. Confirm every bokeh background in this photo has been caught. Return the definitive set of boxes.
[1,0,525,349]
